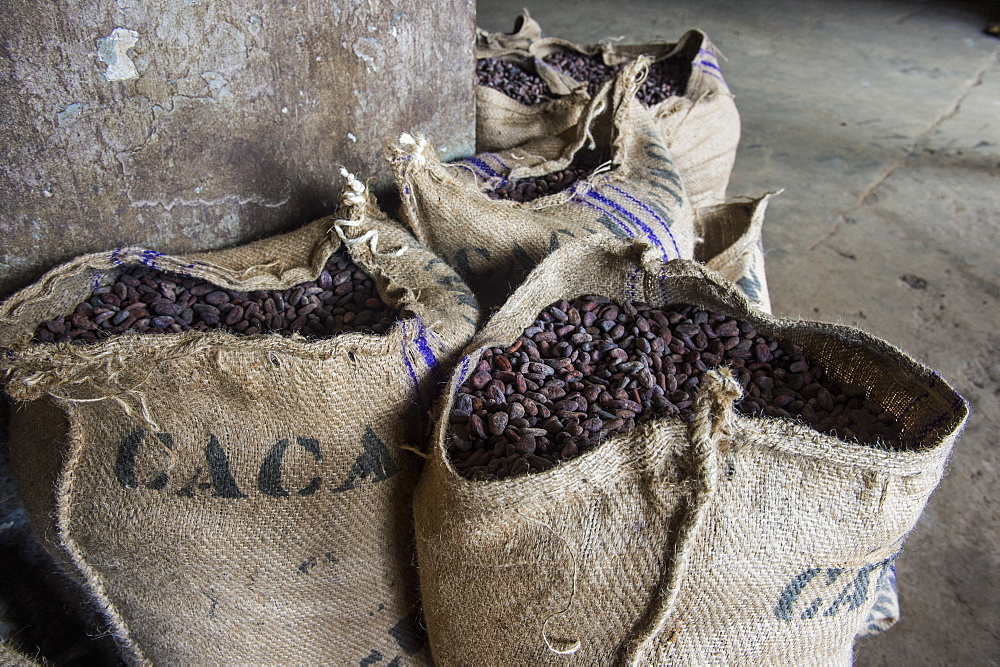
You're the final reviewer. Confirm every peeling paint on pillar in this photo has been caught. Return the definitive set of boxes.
[97,28,141,81]
[354,37,387,72]
[0,0,475,297]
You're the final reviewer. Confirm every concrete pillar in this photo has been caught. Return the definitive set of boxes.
[0,0,475,296]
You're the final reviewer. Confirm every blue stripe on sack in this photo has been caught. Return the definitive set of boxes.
[140,249,165,269]
[455,356,472,392]
[697,58,722,73]
[460,156,500,179]
[626,266,642,302]
[657,272,672,306]
[399,321,421,390]
[699,66,727,84]
[413,317,439,370]
[579,198,636,238]
[604,183,682,257]
[480,153,511,175]
[586,190,670,261]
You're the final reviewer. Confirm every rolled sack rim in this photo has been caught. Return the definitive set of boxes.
[475,83,592,117]
[0,221,459,399]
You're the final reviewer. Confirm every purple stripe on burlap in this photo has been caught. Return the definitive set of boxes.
[413,317,439,371]
[626,266,642,303]
[586,190,670,261]
[399,320,421,390]
[579,198,637,238]
[460,156,500,179]
[140,249,165,269]
[699,65,727,84]
[454,356,473,392]
[480,153,511,174]
[657,272,672,307]
[604,183,682,258]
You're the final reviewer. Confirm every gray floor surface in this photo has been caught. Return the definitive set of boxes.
[476,0,999,663]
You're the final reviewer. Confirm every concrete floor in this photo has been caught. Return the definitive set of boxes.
[477,0,999,663]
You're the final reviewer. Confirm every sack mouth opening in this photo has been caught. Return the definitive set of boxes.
[434,242,966,486]
[436,347,695,498]
[0,239,426,357]
[435,324,962,494]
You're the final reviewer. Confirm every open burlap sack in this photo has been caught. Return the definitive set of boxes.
[413,237,967,665]
[695,194,772,313]
[474,11,590,154]
[474,9,542,58]
[476,80,592,157]
[0,174,478,665]
[476,27,739,209]
[394,59,696,303]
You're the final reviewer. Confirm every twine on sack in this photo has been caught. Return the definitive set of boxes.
[332,167,408,258]
[581,97,608,151]
[624,367,742,663]
[397,132,429,168]
[516,510,583,656]
[392,133,440,222]
[46,389,161,434]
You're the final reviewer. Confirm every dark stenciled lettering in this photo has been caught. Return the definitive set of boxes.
[204,435,247,498]
[175,436,245,499]
[389,611,426,655]
[115,428,173,489]
[115,429,397,498]
[116,429,244,498]
[115,428,146,488]
[333,427,398,492]
[258,436,324,498]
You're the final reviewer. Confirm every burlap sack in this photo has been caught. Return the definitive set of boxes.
[476,28,739,208]
[413,237,967,664]
[0,175,478,665]
[695,195,772,313]
[476,82,592,158]
[394,59,696,302]
[474,13,589,152]
[474,9,542,58]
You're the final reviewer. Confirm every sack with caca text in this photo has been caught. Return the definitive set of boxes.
[0,174,478,665]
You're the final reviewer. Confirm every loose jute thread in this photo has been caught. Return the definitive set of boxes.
[333,167,409,258]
